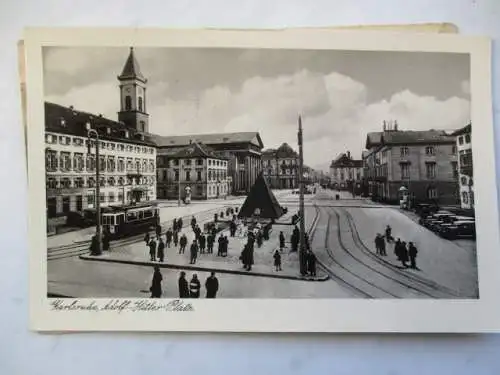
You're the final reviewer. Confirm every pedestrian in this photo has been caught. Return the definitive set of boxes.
[179,233,187,254]
[394,238,402,260]
[198,233,206,254]
[374,234,381,255]
[273,249,282,271]
[230,220,237,237]
[408,242,418,269]
[102,230,110,251]
[89,235,99,255]
[191,216,197,230]
[144,232,150,245]
[190,241,198,264]
[279,231,285,252]
[217,235,224,256]
[178,271,189,298]
[263,224,270,241]
[189,274,201,298]
[173,230,179,247]
[157,237,165,262]
[165,228,173,248]
[245,241,254,271]
[307,250,317,276]
[149,237,157,261]
[150,266,163,298]
[380,235,387,256]
[256,230,263,248]
[304,233,311,251]
[173,218,178,232]
[400,241,409,268]
[156,223,162,239]
[205,272,219,298]
[177,217,183,231]
[385,225,393,243]
[207,233,215,254]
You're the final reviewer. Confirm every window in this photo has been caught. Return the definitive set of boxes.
[465,134,471,143]
[427,187,438,199]
[197,170,202,181]
[425,162,436,179]
[99,156,106,172]
[46,177,57,189]
[461,176,467,186]
[60,152,71,171]
[107,157,115,172]
[109,192,115,203]
[87,194,95,206]
[88,177,95,188]
[451,162,458,179]
[400,147,409,156]
[138,97,143,112]
[196,159,203,166]
[186,171,191,181]
[400,163,410,179]
[60,178,71,188]
[451,145,457,155]
[208,170,213,180]
[174,170,179,181]
[173,159,179,166]
[459,136,464,145]
[125,95,132,110]
[118,177,124,186]
[72,138,83,146]
[118,192,124,203]
[100,193,105,203]
[45,150,58,171]
[185,159,192,166]
[108,177,115,186]
[425,146,435,156]
[117,158,125,172]
[462,191,469,204]
[162,170,167,180]
[100,177,106,187]
[73,153,84,172]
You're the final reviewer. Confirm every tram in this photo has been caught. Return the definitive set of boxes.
[101,202,160,239]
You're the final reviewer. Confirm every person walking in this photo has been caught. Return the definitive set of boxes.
[385,225,393,243]
[157,237,165,262]
[198,233,206,254]
[230,220,237,237]
[178,271,189,298]
[155,223,162,239]
[173,218,178,233]
[374,234,381,255]
[165,228,173,248]
[150,266,163,298]
[279,231,285,252]
[144,232,150,245]
[256,230,263,248]
[222,235,229,257]
[380,235,387,256]
[179,233,187,254]
[394,238,402,260]
[408,242,418,269]
[307,250,317,276]
[205,272,219,298]
[400,241,409,268]
[149,237,157,262]
[190,216,197,231]
[190,241,199,264]
[217,235,224,256]
[173,230,179,247]
[207,233,215,254]
[273,249,282,271]
[189,274,201,298]
[177,217,183,231]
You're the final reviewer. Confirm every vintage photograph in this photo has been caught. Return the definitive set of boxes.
[42,44,479,300]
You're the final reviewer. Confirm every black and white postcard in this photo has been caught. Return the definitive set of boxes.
[23,28,500,332]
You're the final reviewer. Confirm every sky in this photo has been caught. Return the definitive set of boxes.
[43,47,471,172]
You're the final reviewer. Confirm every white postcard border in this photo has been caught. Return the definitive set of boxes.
[24,28,500,332]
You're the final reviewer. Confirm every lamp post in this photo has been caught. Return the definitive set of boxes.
[177,167,181,206]
[87,128,102,256]
[298,115,307,276]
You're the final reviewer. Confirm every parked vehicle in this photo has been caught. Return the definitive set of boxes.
[438,220,476,240]
[420,211,454,229]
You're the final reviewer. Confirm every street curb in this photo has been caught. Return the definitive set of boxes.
[79,255,330,282]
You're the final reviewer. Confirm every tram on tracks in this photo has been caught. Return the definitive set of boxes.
[101,202,160,239]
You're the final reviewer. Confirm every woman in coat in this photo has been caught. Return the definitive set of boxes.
[150,266,163,298]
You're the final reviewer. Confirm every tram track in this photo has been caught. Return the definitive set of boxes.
[339,207,460,298]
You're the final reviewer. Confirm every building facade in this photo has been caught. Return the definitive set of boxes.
[364,126,458,205]
[155,132,263,196]
[156,142,231,200]
[329,151,364,190]
[45,47,157,219]
[452,124,474,210]
[261,143,299,189]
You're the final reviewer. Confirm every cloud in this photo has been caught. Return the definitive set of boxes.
[46,69,470,172]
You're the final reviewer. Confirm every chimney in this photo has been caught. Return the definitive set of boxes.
[394,120,398,131]
[98,114,103,118]
[383,120,387,131]
[347,151,351,159]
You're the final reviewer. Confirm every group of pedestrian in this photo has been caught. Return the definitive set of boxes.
[373,225,419,269]
[290,226,311,253]
[150,267,219,299]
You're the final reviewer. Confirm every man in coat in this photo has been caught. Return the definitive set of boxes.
[150,266,163,298]
[198,233,206,254]
[179,233,187,254]
[178,271,190,298]
[408,242,418,269]
[205,272,219,298]
[279,231,285,252]
[157,237,165,262]
[149,237,157,262]
[166,228,173,248]
[190,241,199,264]
[207,234,215,254]
[189,274,201,298]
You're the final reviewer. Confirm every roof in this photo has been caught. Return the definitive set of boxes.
[262,143,298,159]
[451,123,472,136]
[154,132,264,149]
[237,173,284,219]
[365,129,456,149]
[168,142,227,160]
[45,102,156,146]
[330,153,363,168]
[118,47,146,83]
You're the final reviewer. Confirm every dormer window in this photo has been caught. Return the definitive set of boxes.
[60,118,66,127]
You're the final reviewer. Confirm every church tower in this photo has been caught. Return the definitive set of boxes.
[117,47,149,133]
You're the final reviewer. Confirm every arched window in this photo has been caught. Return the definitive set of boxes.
[125,96,132,110]
[138,97,143,112]
[462,192,469,204]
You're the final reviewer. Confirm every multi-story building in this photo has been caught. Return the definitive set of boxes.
[156,142,231,200]
[452,123,474,210]
[261,143,299,189]
[329,151,364,190]
[363,124,458,205]
[155,132,263,196]
[45,47,157,219]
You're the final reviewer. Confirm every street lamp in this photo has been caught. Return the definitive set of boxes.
[87,128,102,256]
[297,115,307,276]
[177,167,181,206]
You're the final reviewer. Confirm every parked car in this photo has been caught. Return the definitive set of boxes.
[438,220,476,240]
[420,211,454,229]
